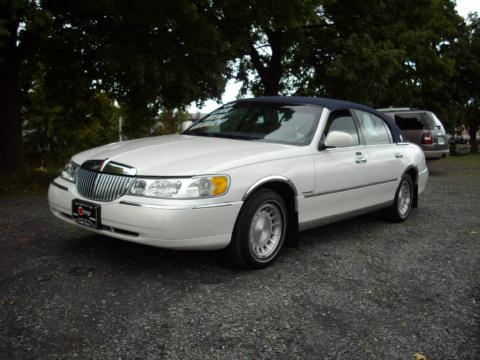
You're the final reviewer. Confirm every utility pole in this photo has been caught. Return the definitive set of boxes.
[119,116,123,142]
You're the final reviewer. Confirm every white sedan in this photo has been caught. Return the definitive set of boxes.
[48,96,428,268]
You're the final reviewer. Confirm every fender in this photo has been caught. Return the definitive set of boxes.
[242,175,298,201]
[401,164,419,184]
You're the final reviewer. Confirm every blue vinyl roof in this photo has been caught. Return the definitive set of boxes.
[234,96,403,143]
[236,95,371,110]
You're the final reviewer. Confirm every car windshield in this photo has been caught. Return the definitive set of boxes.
[183,102,323,146]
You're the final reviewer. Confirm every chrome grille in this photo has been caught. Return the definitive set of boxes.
[76,168,134,202]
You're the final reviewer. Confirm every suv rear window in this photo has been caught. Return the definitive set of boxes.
[393,113,435,130]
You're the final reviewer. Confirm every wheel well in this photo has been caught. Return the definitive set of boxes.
[247,181,299,241]
[405,167,419,208]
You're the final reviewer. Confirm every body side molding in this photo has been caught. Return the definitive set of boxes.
[304,178,398,198]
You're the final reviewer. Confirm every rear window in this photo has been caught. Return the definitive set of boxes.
[393,113,434,131]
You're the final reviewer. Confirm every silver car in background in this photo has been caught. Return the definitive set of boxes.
[379,108,449,160]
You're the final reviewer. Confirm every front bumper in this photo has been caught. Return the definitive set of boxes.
[48,177,243,250]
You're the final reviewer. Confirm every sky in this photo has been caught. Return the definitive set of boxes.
[188,0,480,114]
[456,0,479,18]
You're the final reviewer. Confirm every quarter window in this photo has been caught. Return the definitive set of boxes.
[356,110,392,145]
[323,110,360,147]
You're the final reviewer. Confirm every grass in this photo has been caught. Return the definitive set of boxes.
[0,167,58,199]
[442,153,480,166]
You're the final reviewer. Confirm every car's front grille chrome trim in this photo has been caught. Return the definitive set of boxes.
[76,168,134,202]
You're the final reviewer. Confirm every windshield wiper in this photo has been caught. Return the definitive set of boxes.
[185,132,256,141]
[215,133,257,140]
[182,132,219,138]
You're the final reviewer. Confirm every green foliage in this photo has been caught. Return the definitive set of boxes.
[302,0,463,111]
[0,18,10,45]
[306,33,405,106]
[42,0,230,138]
[204,0,472,132]
[2,0,233,169]
[153,110,190,136]
[451,13,480,152]
[2,0,480,169]
[204,0,325,95]
[23,65,119,167]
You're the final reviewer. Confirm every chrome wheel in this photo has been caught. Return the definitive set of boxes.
[248,201,284,259]
[397,179,412,217]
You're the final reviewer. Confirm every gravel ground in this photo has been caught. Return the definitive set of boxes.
[1,158,479,360]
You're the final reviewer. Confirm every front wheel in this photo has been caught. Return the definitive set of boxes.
[227,189,288,269]
[387,174,414,222]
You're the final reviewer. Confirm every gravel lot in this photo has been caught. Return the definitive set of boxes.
[1,158,479,360]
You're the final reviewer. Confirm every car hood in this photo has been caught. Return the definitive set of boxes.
[72,134,304,176]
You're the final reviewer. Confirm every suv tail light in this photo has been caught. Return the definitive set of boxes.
[421,132,433,145]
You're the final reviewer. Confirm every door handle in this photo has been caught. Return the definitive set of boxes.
[355,156,367,164]
[394,152,403,158]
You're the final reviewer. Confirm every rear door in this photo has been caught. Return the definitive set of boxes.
[353,110,404,204]
[310,109,374,221]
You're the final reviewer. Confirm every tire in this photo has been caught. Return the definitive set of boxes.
[227,189,288,269]
[387,174,414,222]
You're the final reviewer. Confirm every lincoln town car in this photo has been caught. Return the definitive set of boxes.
[48,97,428,268]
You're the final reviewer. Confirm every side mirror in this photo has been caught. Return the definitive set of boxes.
[181,120,193,132]
[324,131,353,149]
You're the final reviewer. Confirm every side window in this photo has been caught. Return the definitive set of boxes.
[356,110,392,145]
[323,110,360,147]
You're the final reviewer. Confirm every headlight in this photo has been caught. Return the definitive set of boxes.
[61,160,79,183]
[127,175,229,199]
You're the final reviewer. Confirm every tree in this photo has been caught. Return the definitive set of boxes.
[453,13,480,153]
[207,0,466,118]
[3,0,479,169]
[153,110,190,136]
[0,0,231,170]
[203,0,325,96]
[23,64,120,167]
[0,0,51,170]
[301,0,463,112]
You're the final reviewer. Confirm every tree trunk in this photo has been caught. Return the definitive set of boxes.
[264,30,283,96]
[249,29,284,96]
[0,16,24,171]
[263,80,280,96]
[468,126,478,154]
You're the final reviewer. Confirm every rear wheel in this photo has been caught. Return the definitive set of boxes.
[228,189,287,269]
[387,174,414,222]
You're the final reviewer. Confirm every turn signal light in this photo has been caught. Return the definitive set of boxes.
[211,176,229,196]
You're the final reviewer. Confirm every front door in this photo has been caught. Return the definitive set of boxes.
[310,109,374,222]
